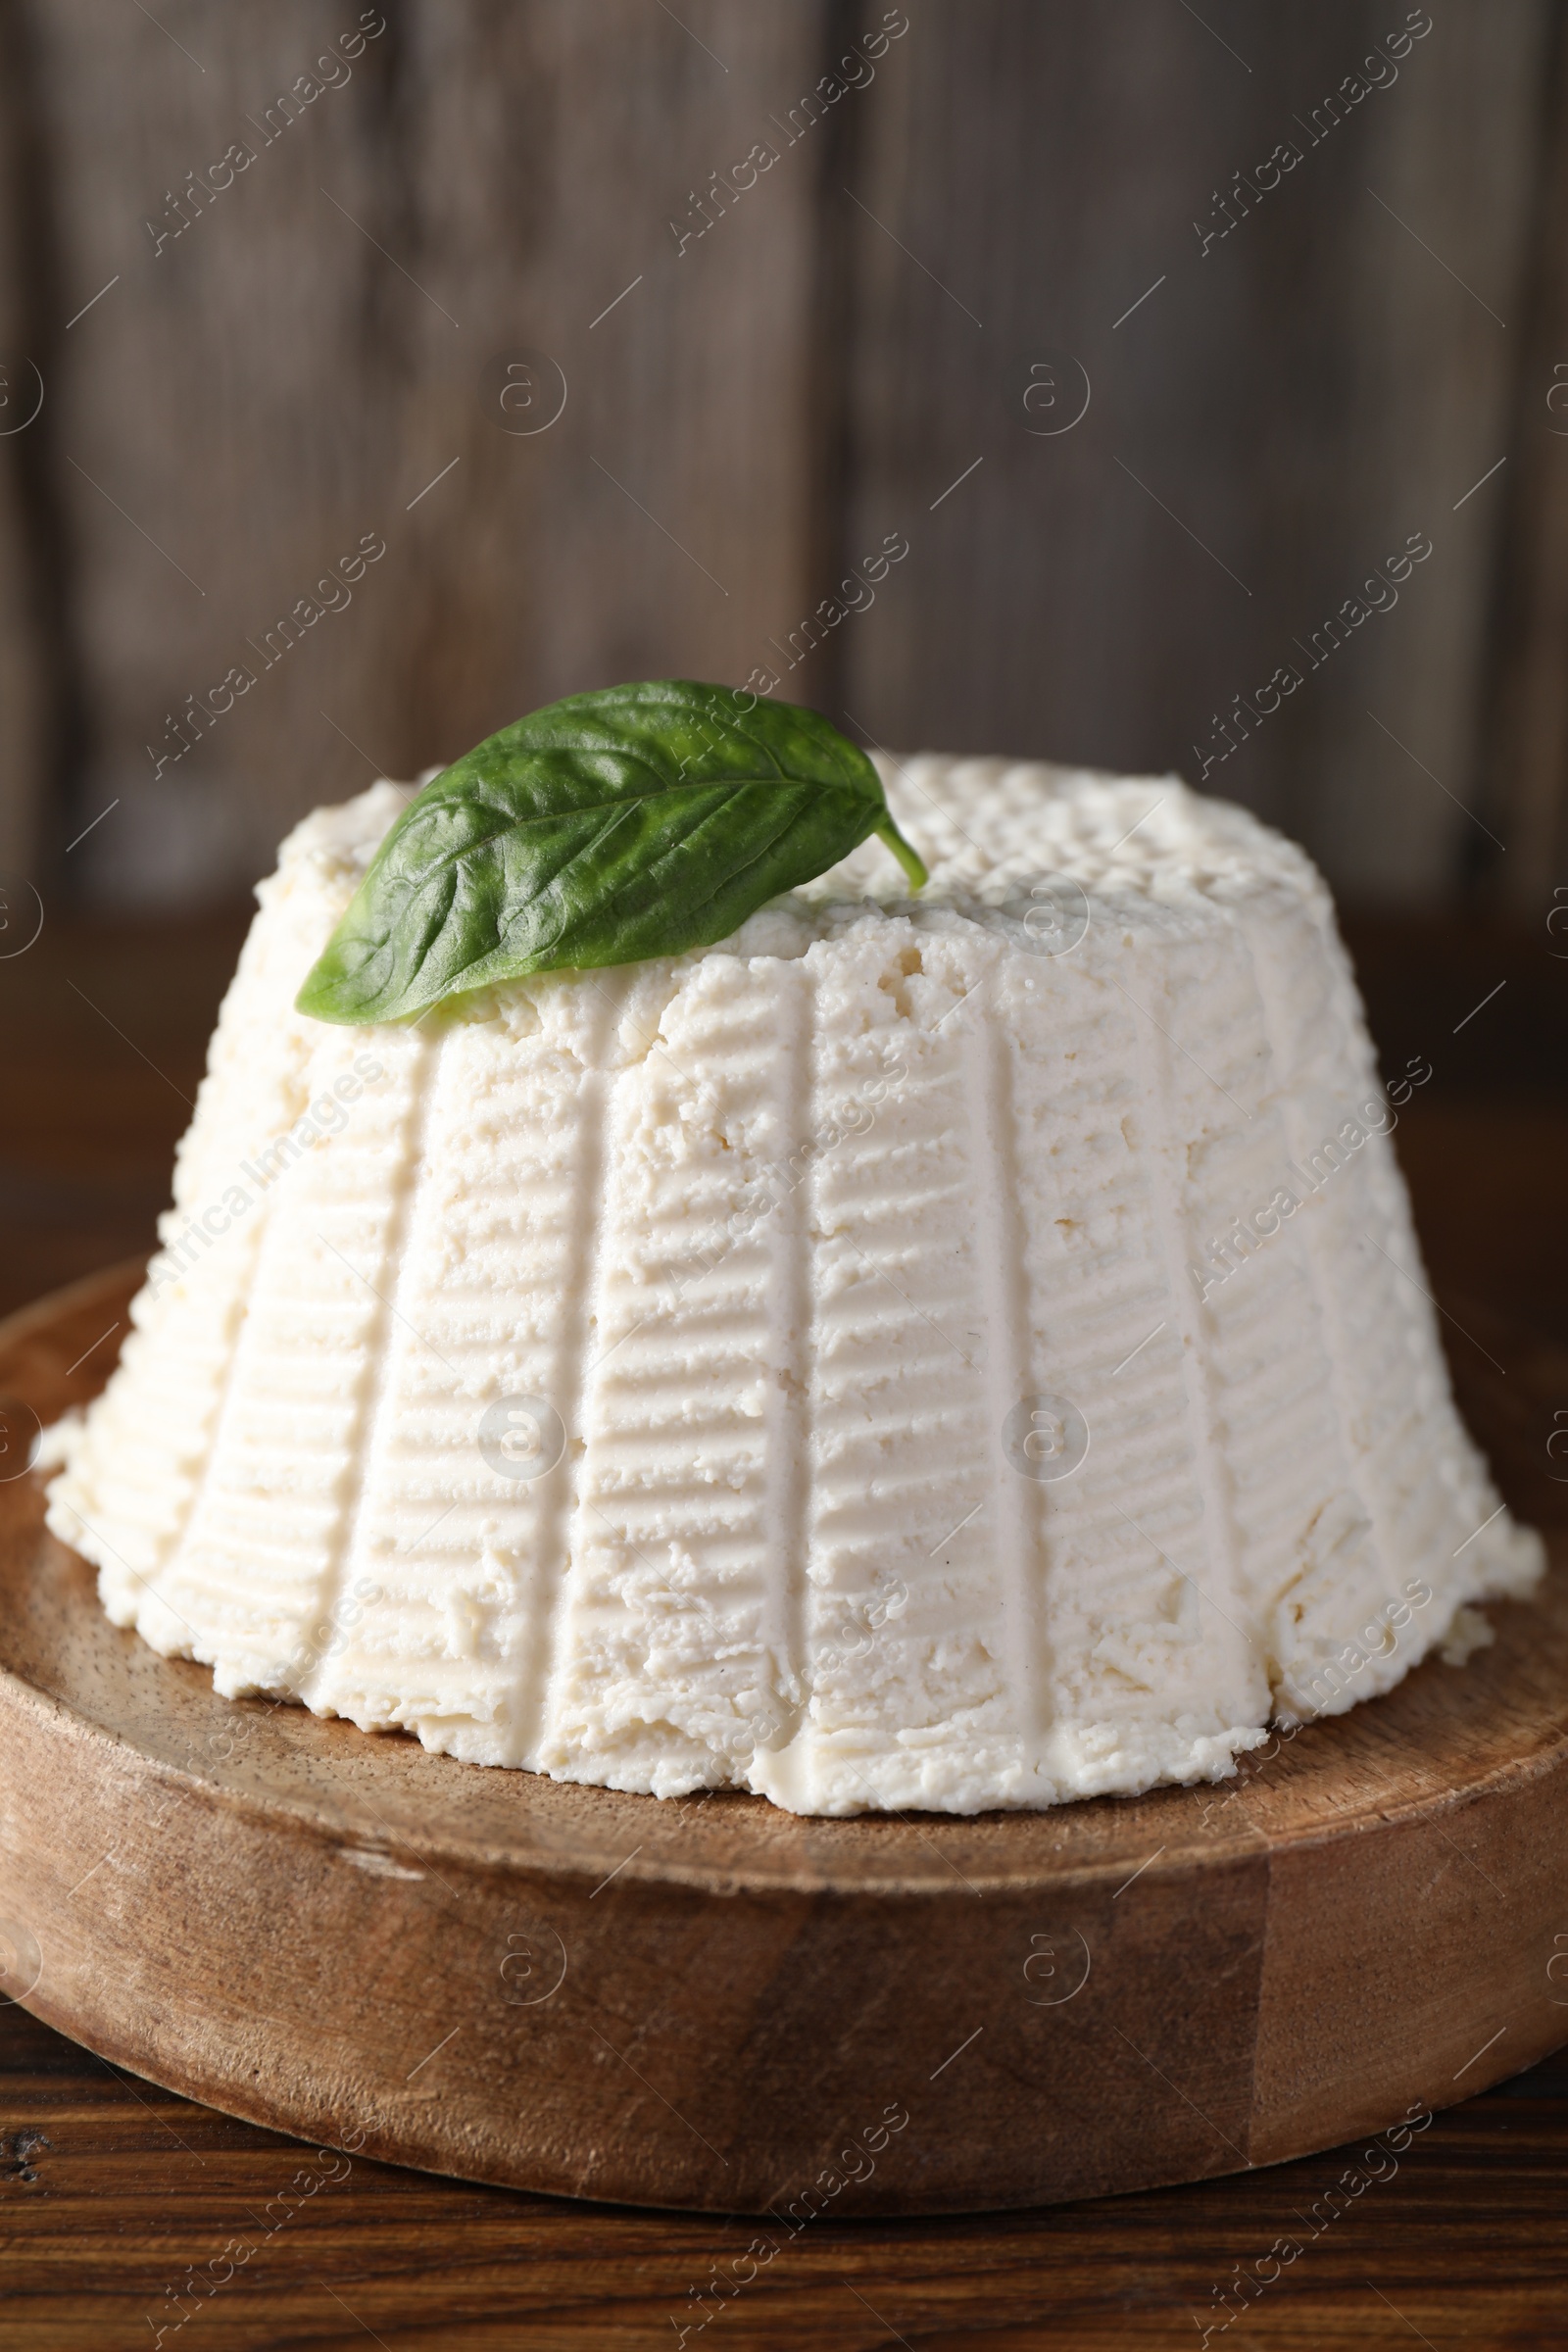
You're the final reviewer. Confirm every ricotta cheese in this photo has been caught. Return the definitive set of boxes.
[46,756,1544,1815]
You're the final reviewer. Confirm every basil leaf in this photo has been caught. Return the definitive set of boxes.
[296,679,927,1025]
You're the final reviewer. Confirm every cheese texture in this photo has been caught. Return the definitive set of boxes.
[46,757,1543,1815]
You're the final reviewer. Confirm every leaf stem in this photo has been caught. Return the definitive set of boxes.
[875,815,928,891]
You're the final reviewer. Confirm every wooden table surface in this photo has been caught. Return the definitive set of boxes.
[1,904,1565,2349]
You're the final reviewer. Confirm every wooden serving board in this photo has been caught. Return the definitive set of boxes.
[0,1264,1566,2218]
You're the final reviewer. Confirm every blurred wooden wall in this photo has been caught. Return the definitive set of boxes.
[0,0,1561,912]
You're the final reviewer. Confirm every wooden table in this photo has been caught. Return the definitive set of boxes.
[1,906,1565,2347]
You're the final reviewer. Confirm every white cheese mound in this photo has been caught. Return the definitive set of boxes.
[45,755,1543,1815]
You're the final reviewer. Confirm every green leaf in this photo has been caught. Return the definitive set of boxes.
[296,679,928,1025]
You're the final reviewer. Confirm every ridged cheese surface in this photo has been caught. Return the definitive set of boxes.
[46,757,1544,1814]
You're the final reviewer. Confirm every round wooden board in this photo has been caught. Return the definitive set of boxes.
[1,1265,1567,2217]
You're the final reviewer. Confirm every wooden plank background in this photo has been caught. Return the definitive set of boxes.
[0,0,1561,914]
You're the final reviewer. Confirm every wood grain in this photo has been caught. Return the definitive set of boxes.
[2,1264,1566,2230]
[0,906,246,1319]
[0,1997,1562,2351]
[1483,7,1568,903]
[2,1,1565,908]
[0,0,68,883]
[26,0,828,896]
[0,946,1563,2342]
[832,0,1551,904]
